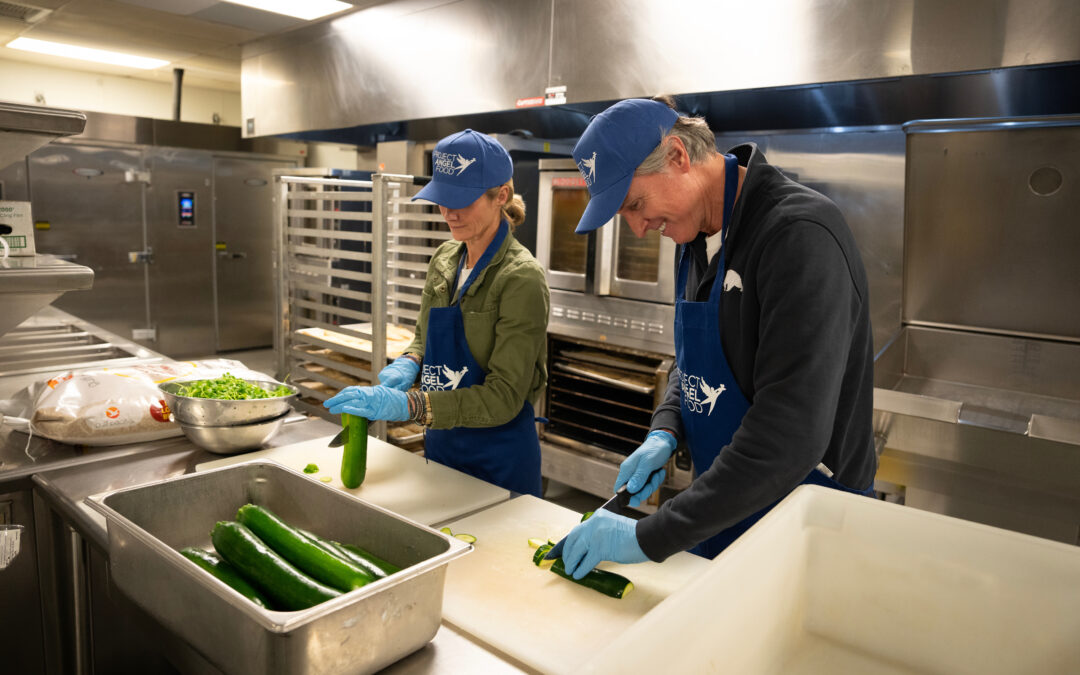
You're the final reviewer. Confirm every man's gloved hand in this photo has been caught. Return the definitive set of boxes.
[615,429,677,507]
[323,385,409,421]
[378,356,420,391]
[561,509,648,580]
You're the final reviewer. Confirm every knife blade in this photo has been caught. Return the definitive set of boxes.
[327,423,348,448]
[543,469,661,561]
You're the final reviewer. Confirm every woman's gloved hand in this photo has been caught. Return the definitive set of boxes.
[561,509,648,580]
[378,356,420,391]
[615,429,677,507]
[323,385,409,421]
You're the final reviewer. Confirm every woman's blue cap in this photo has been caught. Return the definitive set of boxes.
[571,99,679,233]
[412,129,513,209]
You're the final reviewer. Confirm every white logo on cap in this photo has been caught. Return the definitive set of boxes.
[577,151,597,187]
[433,150,477,177]
[453,154,477,175]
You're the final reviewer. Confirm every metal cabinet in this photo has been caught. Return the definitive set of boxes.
[29,144,150,342]
[213,157,295,352]
[22,141,296,358]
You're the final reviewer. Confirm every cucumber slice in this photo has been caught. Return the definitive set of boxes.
[302,463,319,474]
[454,533,477,543]
[527,538,548,549]
[440,527,453,535]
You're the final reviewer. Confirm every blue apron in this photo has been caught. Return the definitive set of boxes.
[421,220,543,497]
[676,155,871,559]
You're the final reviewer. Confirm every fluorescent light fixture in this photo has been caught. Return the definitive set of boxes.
[222,0,352,21]
[6,37,168,69]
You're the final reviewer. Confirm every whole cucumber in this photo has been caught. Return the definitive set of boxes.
[299,529,391,580]
[211,521,341,611]
[236,504,374,591]
[341,413,368,489]
[180,547,273,609]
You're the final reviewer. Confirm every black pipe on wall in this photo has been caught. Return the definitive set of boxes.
[172,68,184,121]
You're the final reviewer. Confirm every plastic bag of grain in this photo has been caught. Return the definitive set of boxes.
[2,359,273,446]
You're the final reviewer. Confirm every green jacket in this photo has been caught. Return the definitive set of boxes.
[405,228,549,429]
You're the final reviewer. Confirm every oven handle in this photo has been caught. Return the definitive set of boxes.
[554,361,654,395]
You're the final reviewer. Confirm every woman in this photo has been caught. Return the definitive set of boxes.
[324,129,549,496]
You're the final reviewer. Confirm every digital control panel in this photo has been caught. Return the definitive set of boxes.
[177,191,195,228]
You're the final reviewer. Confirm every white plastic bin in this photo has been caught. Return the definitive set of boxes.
[583,485,1080,674]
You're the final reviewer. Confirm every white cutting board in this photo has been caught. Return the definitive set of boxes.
[441,495,711,674]
[196,434,510,526]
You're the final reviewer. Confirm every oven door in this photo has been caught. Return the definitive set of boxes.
[597,214,676,304]
[536,169,592,292]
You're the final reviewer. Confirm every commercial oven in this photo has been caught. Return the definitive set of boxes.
[535,158,676,356]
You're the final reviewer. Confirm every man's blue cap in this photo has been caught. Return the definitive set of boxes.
[572,99,679,233]
[412,129,513,209]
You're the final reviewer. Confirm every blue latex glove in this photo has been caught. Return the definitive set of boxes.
[561,509,649,580]
[615,429,677,507]
[323,385,409,421]
[378,356,420,391]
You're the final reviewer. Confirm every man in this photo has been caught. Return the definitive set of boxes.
[553,97,878,578]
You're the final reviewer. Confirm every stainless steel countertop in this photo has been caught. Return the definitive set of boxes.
[19,416,528,674]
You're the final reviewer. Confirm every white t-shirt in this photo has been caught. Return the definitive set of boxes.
[456,265,473,295]
[705,229,723,265]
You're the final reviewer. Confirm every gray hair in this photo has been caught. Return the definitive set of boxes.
[635,115,718,175]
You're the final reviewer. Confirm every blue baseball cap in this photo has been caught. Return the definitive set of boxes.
[572,99,679,233]
[412,129,513,209]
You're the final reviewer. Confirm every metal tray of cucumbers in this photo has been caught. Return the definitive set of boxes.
[87,461,471,675]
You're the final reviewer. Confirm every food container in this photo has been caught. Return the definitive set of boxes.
[159,380,299,426]
[86,461,471,675]
[177,410,289,454]
[582,485,1080,674]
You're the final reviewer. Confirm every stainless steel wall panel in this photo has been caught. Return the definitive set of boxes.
[241,0,1080,137]
[28,144,149,341]
[146,149,215,357]
[0,156,28,200]
[903,117,1080,340]
[714,127,906,353]
[213,157,296,352]
[241,0,552,137]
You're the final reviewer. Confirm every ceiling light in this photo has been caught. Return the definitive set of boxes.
[6,37,168,69]
[221,0,352,21]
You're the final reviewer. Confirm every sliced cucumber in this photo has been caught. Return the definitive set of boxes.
[527,538,549,549]
[302,463,319,474]
[439,526,477,544]
[530,542,633,599]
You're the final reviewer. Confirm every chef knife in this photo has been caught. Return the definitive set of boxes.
[327,424,348,448]
[544,468,662,561]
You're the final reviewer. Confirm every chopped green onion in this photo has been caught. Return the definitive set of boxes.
[176,373,292,400]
